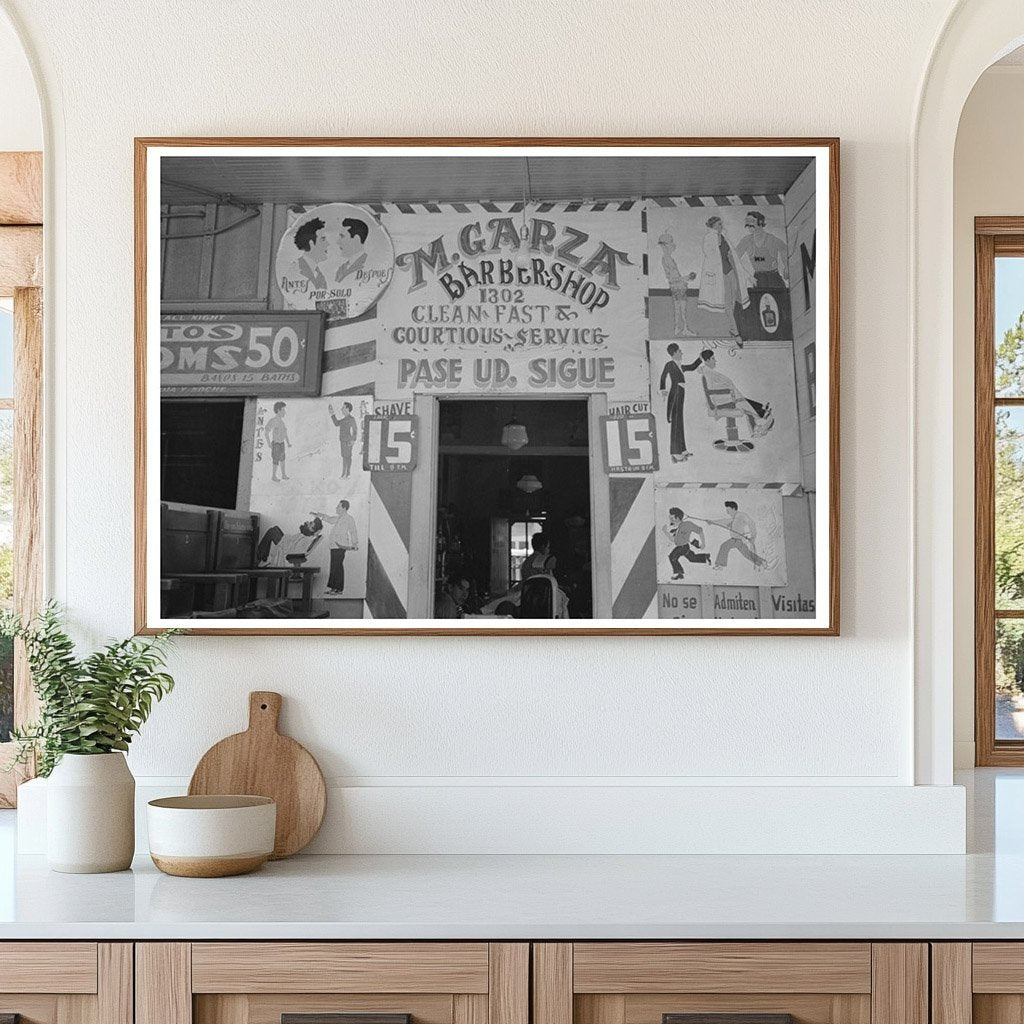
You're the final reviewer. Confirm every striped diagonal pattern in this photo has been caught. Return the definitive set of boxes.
[321,319,378,396]
[364,473,413,619]
[659,481,803,495]
[609,476,658,619]
[651,194,785,208]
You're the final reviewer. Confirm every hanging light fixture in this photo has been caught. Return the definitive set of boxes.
[501,403,528,450]
[516,473,543,494]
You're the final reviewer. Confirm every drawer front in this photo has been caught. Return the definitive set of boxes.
[0,943,130,1024]
[572,944,872,994]
[140,942,528,1024]
[0,942,99,994]
[533,944,926,1024]
[191,943,491,994]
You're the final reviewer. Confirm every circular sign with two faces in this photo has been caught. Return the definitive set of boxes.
[276,203,395,317]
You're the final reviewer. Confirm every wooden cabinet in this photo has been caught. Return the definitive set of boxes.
[0,942,132,1024]
[932,943,1024,1024]
[136,944,528,1024]
[532,943,928,1024]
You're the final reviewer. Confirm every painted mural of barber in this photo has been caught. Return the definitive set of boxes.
[698,215,751,342]
[698,349,775,438]
[293,217,329,290]
[335,217,369,284]
[311,499,360,595]
[659,342,702,462]
[328,401,358,479]
[736,210,789,290]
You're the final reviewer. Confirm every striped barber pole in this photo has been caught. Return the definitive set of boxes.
[609,476,658,619]
[320,311,378,397]
[649,194,785,208]
[364,472,412,619]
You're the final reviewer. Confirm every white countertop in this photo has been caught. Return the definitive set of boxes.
[0,769,1021,941]
[0,849,1022,940]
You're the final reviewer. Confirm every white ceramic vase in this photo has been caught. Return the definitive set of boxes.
[46,752,135,873]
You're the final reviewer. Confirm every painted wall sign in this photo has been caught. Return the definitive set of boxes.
[600,413,659,474]
[375,202,649,401]
[363,414,418,472]
[160,312,324,396]
[276,203,396,316]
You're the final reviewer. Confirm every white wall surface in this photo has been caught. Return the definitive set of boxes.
[953,66,1024,768]
[0,8,39,151]
[0,0,983,851]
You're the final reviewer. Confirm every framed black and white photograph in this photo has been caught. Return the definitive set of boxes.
[135,138,838,634]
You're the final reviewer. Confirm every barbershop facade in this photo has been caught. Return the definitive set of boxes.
[158,154,819,624]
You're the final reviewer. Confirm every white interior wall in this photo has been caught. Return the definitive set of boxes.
[952,65,1024,768]
[0,9,40,151]
[0,0,978,852]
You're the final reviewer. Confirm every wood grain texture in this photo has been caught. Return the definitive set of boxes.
[98,945,133,1024]
[188,691,326,859]
[191,943,489,994]
[488,944,528,1024]
[976,229,998,765]
[0,226,42,295]
[534,944,572,1024]
[0,943,97,993]
[931,945,971,1024]
[454,995,487,1024]
[973,995,1024,1024]
[281,1016,410,1024]
[195,994,248,1024]
[624,994,866,1024]
[136,943,192,1024]
[242,994,450,1024]
[870,945,927,1024]
[576,996,625,1024]
[0,999,58,1024]
[14,286,43,724]
[573,943,871,994]
[971,944,1024,992]
[0,153,42,225]
[135,135,840,636]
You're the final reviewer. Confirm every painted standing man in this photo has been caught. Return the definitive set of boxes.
[710,500,767,570]
[311,499,360,595]
[735,210,789,289]
[263,400,291,482]
[663,506,711,580]
[329,401,358,479]
[659,342,702,462]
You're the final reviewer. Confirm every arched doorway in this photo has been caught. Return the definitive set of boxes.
[913,1,1024,784]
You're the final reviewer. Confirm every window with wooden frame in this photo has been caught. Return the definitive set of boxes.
[0,151,44,806]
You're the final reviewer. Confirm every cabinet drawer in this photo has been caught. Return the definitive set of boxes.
[0,942,99,994]
[191,943,490,994]
[533,943,925,1024]
[140,942,529,1024]
[572,944,872,994]
[0,943,130,1024]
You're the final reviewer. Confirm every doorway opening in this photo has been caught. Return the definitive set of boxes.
[434,398,594,619]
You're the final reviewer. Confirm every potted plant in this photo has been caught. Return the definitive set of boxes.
[2,603,178,873]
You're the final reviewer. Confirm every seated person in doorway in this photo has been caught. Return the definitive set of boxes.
[310,499,359,594]
[699,349,774,437]
[521,532,557,580]
[436,575,471,619]
[663,506,711,580]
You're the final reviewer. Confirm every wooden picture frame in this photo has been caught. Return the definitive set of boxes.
[135,137,839,635]
[975,216,1024,764]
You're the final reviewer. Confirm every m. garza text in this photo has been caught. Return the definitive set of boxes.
[394,217,633,313]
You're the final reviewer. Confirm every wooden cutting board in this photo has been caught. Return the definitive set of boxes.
[188,691,326,859]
